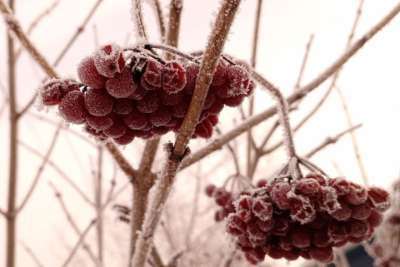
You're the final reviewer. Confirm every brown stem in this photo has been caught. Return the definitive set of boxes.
[20,242,45,267]
[5,1,17,267]
[294,34,314,90]
[19,141,95,206]
[95,146,104,266]
[48,182,99,265]
[132,0,148,40]
[151,0,166,41]
[246,0,263,177]
[129,138,160,263]
[305,124,362,158]
[131,1,242,266]
[165,0,182,60]
[16,124,62,213]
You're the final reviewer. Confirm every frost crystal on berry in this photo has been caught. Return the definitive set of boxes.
[93,44,124,78]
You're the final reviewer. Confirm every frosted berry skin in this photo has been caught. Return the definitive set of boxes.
[162,61,187,94]
[208,175,391,265]
[93,44,125,78]
[39,45,256,145]
[77,56,106,89]
[58,91,87,124]
[84,89,114,117]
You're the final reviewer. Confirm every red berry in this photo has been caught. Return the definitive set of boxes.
[106,67,137,98]
[136,92,160,113]
[328,222,348,242]
[114,129,135,145]
[58,91,87,124]
[351,202,372,220]
[149,107,172,127]
[84,89,114,117]
[216,65,251,98]
[319,186,341,214]
[162,62,187,94]
[123,111,149,130]
[291,228,311,248]
[226,214,246,236]
[349,220,369,238]
[78,56,106,89]
[205,184,216,197]
[287,192,316,224]
[252,197,273,222]
[207,98,224,114]
[113,98,134,115]
[270,180,291,210]
[313,230,331,248]
[183,63,199,95]
[309,247,334,263]
[86,115,113,131]
[368,187,390,211]
[367,209,383,227]
[211,60,228,87]
[294,178,321,197]
[345,183,368,205]
[40,79,80,105]
[160,91,183,106]
[128,85,147,101]
[103,119,127,138]
[141,59,163,89]
[223,95,245,107]
[93,44,125,78]
[331,202,352,221]
[329,177,351,196]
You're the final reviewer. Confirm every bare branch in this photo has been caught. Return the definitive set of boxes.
[294,34,314,90]
[179,1,400,171]
[216,127,240,175]
[150,0,166,41]
[61,219,97,267]
[20,242,46,267]
[0,208,6,217]
[94,146,104,265]
[131,1,242,266]
[105,142,137,181]
[165,0,182,59]
[246,0,263,177]
[16,124,62,213]
[48,182,99,265]
[306,124,362,158]
[19,141,95,206]
[131,0,148,40]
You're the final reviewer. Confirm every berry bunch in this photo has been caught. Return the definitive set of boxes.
[212,174,390,265]
[39,44,254,145]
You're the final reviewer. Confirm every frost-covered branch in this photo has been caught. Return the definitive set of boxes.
[130,1,242,266]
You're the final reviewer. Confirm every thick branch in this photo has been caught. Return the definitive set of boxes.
[131,1,242,266]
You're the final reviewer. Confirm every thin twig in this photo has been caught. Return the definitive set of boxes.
[48,182,99,265]
[105,142,137,181]
[149,0,166,42]
[179,1,400,171]
[60,219,97,267]
[294,34,314,90]
[216,127,240,175]
[95,146,104,266]
[131,0,148,41]
[14,0,60,59]
[0,208,6,217]
[20,241,46,267]
[131,1,242,266]
[19,141,95,206]
[16,124,62,213]
[305,124,362,158]
[246,0,263,177]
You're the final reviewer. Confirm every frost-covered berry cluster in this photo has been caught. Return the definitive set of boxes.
[38,44,254,145]
[206,174,389,265]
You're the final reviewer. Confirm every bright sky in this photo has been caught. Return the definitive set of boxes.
[1,0,400,266]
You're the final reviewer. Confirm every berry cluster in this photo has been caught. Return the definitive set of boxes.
[39,44,254,145]
[206,174,389,265]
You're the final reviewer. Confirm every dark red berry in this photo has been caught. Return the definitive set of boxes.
[58,91,87,124]
[162,62,187,94]
[84,89,114,117]
[78,56,106,89]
